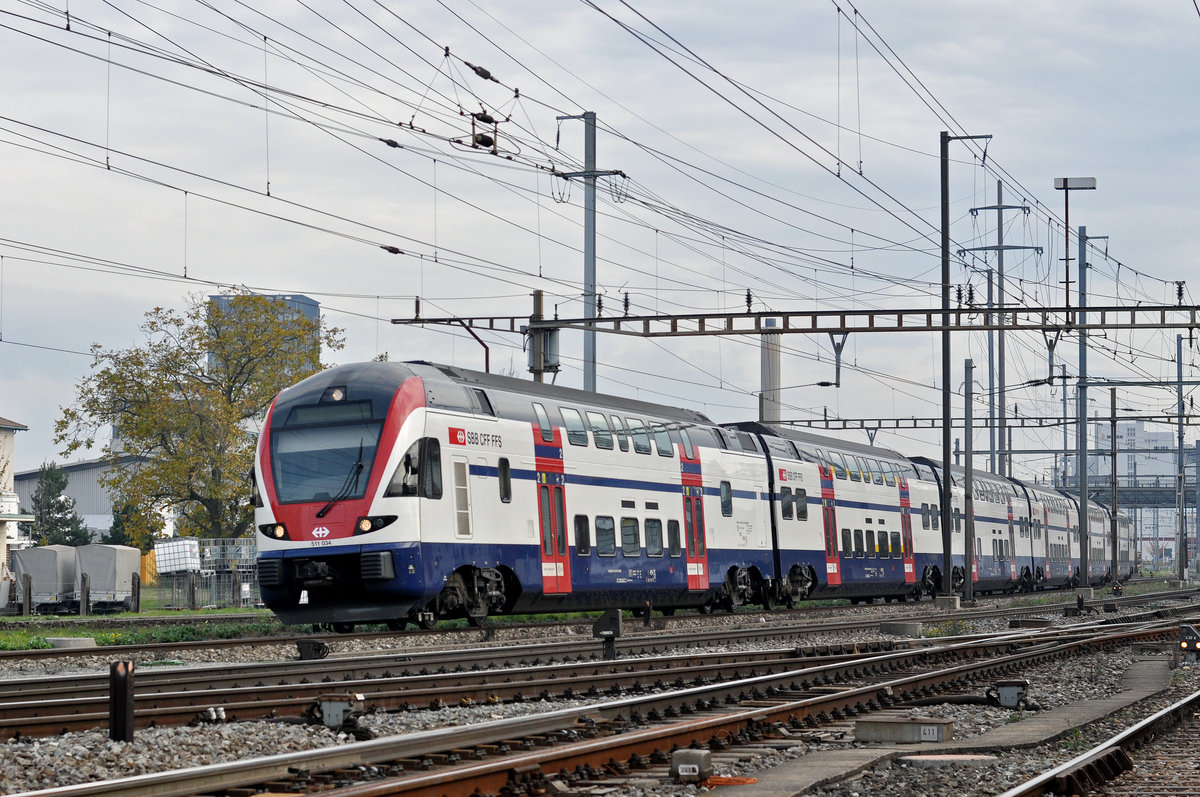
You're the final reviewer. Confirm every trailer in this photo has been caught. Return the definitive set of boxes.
[75,544,141,612]
[12,545,77,613]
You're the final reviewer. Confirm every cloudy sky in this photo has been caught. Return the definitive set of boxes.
[1,1,1197,481]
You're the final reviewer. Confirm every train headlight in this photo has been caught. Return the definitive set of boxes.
[258,523,289,540]
[354,516,397,535]
[1183,641,1190,649]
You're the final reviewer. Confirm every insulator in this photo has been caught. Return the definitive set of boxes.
[623,292,630,316]
[746,289,752,312]
[473,112,496,125]
[967,285,975,306]
[596,295,603,315]
[473,133,494,148]
[380,245,402,255]
[381,138,401,148]
[956,285,963,305]
[470,63,493,81]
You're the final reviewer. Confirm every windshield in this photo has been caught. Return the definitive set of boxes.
[270,422,383,504]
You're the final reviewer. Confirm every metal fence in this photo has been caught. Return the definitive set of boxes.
[143,569,261,611]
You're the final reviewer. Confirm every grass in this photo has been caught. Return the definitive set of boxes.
[0,616,287,650]
[923,619,971,638]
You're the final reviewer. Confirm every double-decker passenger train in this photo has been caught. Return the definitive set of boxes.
[253,361,1133,630]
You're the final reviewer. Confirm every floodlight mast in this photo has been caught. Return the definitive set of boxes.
[1054,177,1097,310]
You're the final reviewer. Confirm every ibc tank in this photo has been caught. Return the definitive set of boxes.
[12,545,77,605]
[75,544,141,603]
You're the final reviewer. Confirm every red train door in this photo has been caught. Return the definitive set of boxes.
[537,482,570,594]
[533,422,571,595]
[1006,499,1017,580]
[898,476,916,585]
[680,446,708,591]
[683,492,708,590]
[820,466,841,586]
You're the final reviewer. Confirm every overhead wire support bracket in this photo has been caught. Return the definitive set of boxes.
[394,304,1200,337]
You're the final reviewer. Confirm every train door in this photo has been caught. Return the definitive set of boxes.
[683,492,708,590]
[898,476,916,585]
[820,466,841,586]
[532,418,571,595]
[537,482,571,594]
[1042,506,1052,580]
[1006,498,1017,580]
[679,446,708,591]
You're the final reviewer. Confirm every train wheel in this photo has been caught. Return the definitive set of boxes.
[331,622,354,634]
[661,607,676,617]
[386,618,408,631]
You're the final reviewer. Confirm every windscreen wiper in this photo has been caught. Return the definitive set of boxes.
[316,441,364,518]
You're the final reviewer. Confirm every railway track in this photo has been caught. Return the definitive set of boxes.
[1,585,1192,665]
[999,681,1200,797]
[8,617,1185,797]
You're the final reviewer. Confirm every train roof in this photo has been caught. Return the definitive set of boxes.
[726,421,909,461]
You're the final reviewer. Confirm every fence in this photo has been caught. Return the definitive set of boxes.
[143,569,261,611]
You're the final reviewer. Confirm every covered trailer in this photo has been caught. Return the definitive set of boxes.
[75,544,141,611]
[12,545,77,613]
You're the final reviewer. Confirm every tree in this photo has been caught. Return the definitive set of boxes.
[55,291,344,542]
[22,462,91,546]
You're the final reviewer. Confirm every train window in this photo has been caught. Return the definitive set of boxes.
[421,439,442,499]
[533,403,554,443]
[652,424,674,457]
[555,493,567,556]
[540,487,553,555]
[976,537,982,557]
[560,408,588,447]
[781,487,793,520]
[385,440,421,497]
[585,411,613,450]
[473,389,495,416]
[596,517,616,556]
[668,520,682,556]
[736,432,759,453]
[920,503,930,529]
[609,415,630,452]
[498,458,512,503]
[679,427,695,459]
[931,506,939,531]
[685,500,695,556]
[795,488,808,520]
[866,530,876,558]
[882,462,896,486]
[953,508,961,532]
[891,531,902,558]
[829,452,849,480]
[853,529,865,558]
[627,419,652,454]
[575,516,591,556]
[646,519,664,557]
[845,456,863,482]
[865,459,883,484]
[720,481,733,516]
[841,529,852,558]
[695,499,707,554]
[877,531,889,557]
[621,518,640,557]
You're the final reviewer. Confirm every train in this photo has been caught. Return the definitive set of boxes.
[252,360,1134,631]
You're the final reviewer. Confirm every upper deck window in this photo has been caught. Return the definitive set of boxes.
[532,403,554,443]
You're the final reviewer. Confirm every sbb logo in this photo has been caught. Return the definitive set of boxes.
[778,468,787,482]
[450,427,467,445]
[312,527,330,538]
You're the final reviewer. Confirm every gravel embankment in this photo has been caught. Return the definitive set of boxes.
[0,596,1191,795]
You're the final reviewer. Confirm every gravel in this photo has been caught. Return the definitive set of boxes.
[0,597,1193,795]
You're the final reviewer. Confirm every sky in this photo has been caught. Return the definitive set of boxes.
[1,1,1197,482]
